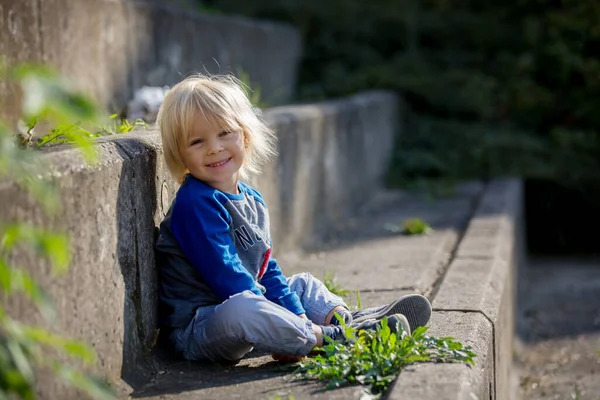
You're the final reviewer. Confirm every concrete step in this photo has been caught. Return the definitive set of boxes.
[133,179,523,400]
[0,91,399,399]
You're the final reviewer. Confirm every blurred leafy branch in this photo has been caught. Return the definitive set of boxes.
[12,64,145,150]
[0,63,117,399]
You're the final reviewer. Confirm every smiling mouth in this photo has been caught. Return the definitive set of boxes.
[207,158,231,168]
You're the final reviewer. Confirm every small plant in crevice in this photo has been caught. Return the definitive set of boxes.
[384,218,433,236]
[323,271,349,297]
[571,383,581,400]
[234,68,264,108]
[292,319,475,399]
[352,290,362,311]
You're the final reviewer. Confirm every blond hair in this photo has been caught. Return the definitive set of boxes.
[157,74,277,183]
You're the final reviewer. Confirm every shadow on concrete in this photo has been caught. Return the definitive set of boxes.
[114,140,161,388]
[130,351,339,399]
[130,358,290,398]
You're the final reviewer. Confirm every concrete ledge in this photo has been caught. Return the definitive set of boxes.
[390,312,494,400]
[133,179,519,400]
[256,91,399,251]
[413,179,524,400]
[0,91,399,397]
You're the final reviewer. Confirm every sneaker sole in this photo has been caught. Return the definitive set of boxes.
[388,314,412,336]
[353,294,432,331]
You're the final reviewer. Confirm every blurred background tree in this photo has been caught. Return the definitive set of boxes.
[200,0,600,254]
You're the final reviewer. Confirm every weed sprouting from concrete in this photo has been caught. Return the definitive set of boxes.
[32,114,148,148]
[292,320,476,399]
[384,218,433,236]
[323,271,349,297]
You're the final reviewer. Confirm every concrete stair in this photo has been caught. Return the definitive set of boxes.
[0,3,522,399]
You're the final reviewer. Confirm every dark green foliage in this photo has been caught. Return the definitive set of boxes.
[202,0,600,202]
[205,0,600,129]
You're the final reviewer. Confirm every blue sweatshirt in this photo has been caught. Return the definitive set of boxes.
[155,175,305,328]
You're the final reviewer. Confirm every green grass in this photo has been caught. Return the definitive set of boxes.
[384,218,433,236]
[323,271,349,297]
[572,383,581,400]
[293,319,476,398]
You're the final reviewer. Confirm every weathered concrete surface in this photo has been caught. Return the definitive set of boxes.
[133,183,483,399]
[0,91,399,398]
[515,257,600,400]
[129,180,519,400]
[2,142,138,399]
[389,312,494,400]
[0,0,42,125]
[38,0,131,112]
[433,179,524,400]
[127,2,301,104]
[1,135,179,398]
[279,182,482,293]
[0,0,301,124]
[252,91,401,253]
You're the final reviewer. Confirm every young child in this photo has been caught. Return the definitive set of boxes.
[155,74,432,363]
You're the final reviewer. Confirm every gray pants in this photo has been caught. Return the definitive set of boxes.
[172,272,348,362]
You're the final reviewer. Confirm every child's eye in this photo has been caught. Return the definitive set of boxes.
[190,139,204,146]
[219,131,231,137]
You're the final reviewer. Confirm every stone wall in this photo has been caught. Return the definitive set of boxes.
[0,0,301,125]
[0,90,399,397]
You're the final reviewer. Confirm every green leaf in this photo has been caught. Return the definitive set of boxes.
[0,260,56,320]
[296,322,475,396]
[39,233,70,274]
[20,175,61,215]
[22,327,96,365]
[5,340,34,384]
[402,218,433,235]
[51,363,118,400]
[12,64,98,123]
[0,258,12,292]
[0,224,70,274]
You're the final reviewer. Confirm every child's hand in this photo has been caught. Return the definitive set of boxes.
[271,353,305,363]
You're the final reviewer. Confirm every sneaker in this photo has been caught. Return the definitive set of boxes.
[330,309,353,326]
[352,294,432,332]
[321,314,411,343]
[352,313,411,336]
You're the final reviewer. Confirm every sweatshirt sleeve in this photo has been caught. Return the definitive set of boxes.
[171,193,264,300]
[260,257,305,315]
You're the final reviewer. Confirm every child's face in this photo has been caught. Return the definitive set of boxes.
[179,112,246,193]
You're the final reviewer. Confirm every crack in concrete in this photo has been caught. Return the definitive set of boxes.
[358,287,417,293]
[432,307,494,328]
[423,182,500,400]
[426,182,488,301]
[456,255,496,261]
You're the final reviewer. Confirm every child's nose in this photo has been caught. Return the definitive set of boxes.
[207,140,224,154]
